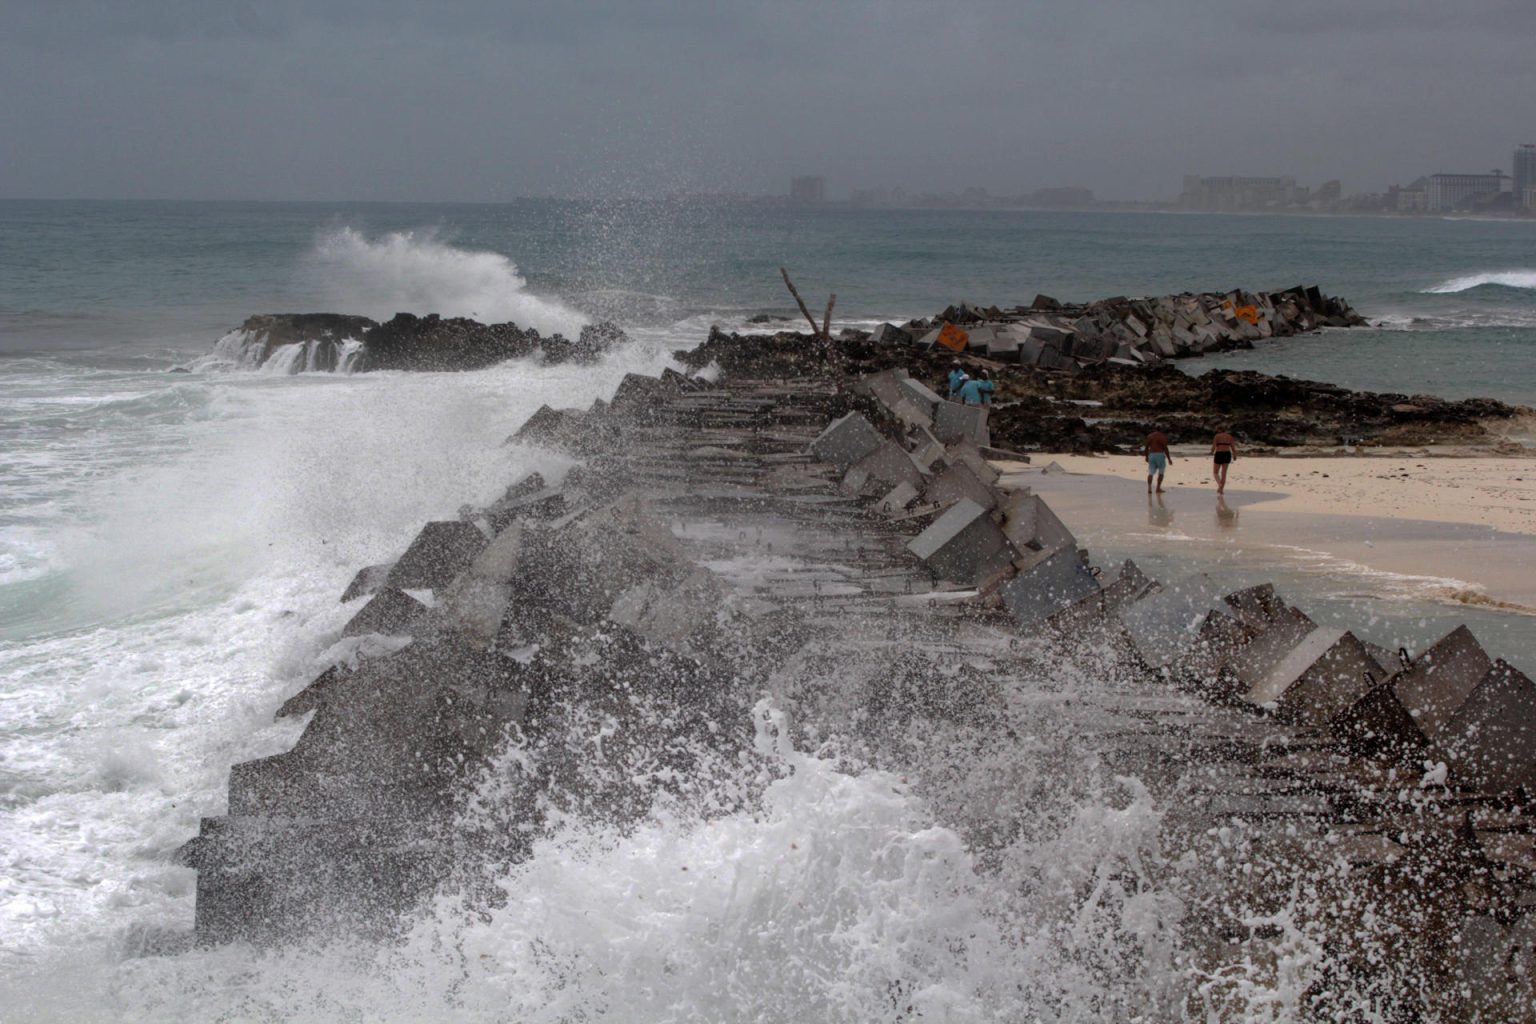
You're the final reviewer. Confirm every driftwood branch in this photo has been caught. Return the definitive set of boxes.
[821,294,836,339]
[780,267,824,339]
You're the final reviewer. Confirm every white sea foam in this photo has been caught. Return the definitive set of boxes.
[1423,269,1536,293]
[308,227,589,338]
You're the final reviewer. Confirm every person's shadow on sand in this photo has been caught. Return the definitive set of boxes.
[1147,492,1173,528]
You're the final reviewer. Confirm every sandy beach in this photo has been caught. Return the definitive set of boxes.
[1025,449,1536,535]
[996,450,1536,661]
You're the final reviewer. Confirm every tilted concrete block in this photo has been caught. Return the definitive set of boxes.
[998,491,1075,553]
[851,439,926,491]
[342,588,428,638]
[1045,558,1154,633]
[1436,660,1536,794]
[854,370,933,430]
[908,425,947,473]
[808,412,884,469]
[1228,606,1316,696]
[340,562,393,603]
[487,488,570,533]
[932,402,990,447]
[906,498,1016,585]
[608,568,722,650]
[877,481,919,515]
[868,323,912,345]
[1000,545,1100,628]
[898,377,945,417]
[1245,626,1387,726]
[1115,573,1229,668]
[923,461,998,511]
[1222,583,1290,631]
[1334,625,1490,758]
[941,439,1001,485]
[386,521,489,590]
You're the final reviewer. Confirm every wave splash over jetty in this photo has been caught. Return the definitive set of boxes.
[310,227,588,337]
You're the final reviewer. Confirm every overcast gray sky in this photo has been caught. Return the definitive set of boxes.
[2,0,1533,202]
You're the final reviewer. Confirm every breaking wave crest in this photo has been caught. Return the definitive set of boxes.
[308,228,588,337]
[1423,270,1536,294]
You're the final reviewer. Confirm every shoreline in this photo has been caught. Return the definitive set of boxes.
[1016,450,1536,615]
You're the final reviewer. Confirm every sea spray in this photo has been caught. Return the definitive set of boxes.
[308,228,589,339]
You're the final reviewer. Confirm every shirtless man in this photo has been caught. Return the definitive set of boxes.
[1143,429,1172,493]
[1210,430,1237,493]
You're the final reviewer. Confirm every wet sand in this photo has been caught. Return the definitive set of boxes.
[997,455,1536,668]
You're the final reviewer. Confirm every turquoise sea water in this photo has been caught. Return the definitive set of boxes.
[1,200,1534,1019]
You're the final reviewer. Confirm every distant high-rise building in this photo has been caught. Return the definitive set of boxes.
[1427,171,1506,212]
[1513,145,1536,209]
[789,176,826,204]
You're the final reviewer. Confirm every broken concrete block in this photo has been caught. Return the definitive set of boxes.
[922,461,999,511]
[386,521,489,590]
[1000,545,1100,628]
[340,562,393,603]
[906,498,1015,585]
[932,402,989,446]
[342,588,428,637]
[1436,660,1536,794]
[1116,574,1228,668]
[1244,626,1387,726]
[808,412,884,469]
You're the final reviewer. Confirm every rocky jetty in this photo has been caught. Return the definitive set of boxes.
[175,337,1536,1019]
[685,285,1525,453]
[204,312,629,373]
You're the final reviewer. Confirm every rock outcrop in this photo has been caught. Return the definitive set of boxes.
[204,313,629,374]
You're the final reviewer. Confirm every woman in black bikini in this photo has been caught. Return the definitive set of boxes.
[1210,430,1237,493]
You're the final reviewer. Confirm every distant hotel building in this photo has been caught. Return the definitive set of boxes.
[1426,171,1506,212]
[789,176,826,204]
[1514,145,1536,210]
[1178,175,1308,210]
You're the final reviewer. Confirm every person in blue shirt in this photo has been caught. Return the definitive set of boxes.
[958,370,994,406]
[946,362,970,400]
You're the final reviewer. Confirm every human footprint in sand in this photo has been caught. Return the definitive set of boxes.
[1143,429,1171,493]
[1210,429,1238,493]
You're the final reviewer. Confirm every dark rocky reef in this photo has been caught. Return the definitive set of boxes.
[208,312,629,373]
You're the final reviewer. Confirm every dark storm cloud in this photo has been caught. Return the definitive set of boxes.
[1,0,1531,201]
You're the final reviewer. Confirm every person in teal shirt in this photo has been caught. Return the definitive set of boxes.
[946,362,970,400]
[958,372,994,406]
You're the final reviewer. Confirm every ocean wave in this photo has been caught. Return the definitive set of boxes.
[1423,270,1536,294]
[306,227,588,338]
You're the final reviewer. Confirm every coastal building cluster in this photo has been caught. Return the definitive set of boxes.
[791,140,1536,216]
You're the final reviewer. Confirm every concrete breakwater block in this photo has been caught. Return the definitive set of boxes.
[1044,558,1155,634]
[340,562,393,603]
[932,402,989,447]
[1227,606,1317,696]
[608,568,723,651]
[898,377,945,419]
[853,369,934,430]
[906,498,1016,585]
[998,491,1075,553]
[1334,625,1492,758]
[1243,626,1387,726]
[808,412,884,469]
[1436,660,1536,794]
[1000,545,1099,628]
[940,439,1000,486]
[922,461,998,510]
[386,521,489,590]
[1115,573,1228,669]
[488,488,570,533]
[342,588,428,638]
[849,439,926,491]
